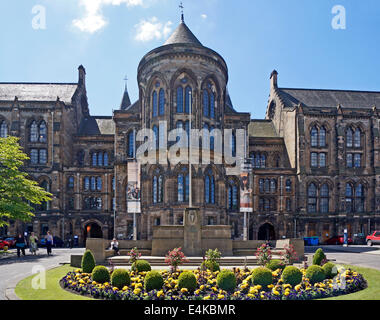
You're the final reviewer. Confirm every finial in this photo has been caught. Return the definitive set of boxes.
[179,2,184,22]
[124,75,128,90]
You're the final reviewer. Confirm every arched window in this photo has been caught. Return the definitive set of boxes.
[210,92,215,119]
[176,87,183,113]
[345,183,354,213]
[346,128,353,148]
[185,86,192,114]
[227,179,238,210]
[67,176,74,189]
[127,131,135,158]
[270,179,277,193]
[152,91,158,117]
[319,127,326,147]
[84,177,90,191]
[231,131,236,157]
[96,177,102,191]
[308,183,317,213]
[103,152,109,166]
[152,125,159,149]
[203,90,209,117]
[354,128,361,148]
[30,121,38,142]
[0,121,8,138]
[355,184,364,212]
[311,127,318,147]
[159,89,165,115]
[39,121,47,143]
[177,168,189,203]
[320,184,329,213]
[152,169,164,204]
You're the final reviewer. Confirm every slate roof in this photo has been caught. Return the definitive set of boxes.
[78,116,115,136]
[164,22,202,46]
[120,86,131,110]
[0,83,78,104]
[277,88,380,109]
[225,90,237,114]
[248,120,278,138]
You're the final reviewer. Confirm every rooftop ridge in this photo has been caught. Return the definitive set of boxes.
[280,87,380,94]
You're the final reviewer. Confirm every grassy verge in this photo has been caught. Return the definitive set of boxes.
[321,265,380,300]
[15,264,93,300]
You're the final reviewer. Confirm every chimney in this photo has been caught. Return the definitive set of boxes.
[78,65,86,87]
[270,70,278,89]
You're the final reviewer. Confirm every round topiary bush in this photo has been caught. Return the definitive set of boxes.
[81,250,96,273]
[178,271,197,292]
[312,248,326,266]
[92,265,110,283]
[306,265,326,284]
[131,260,151,273]
[144,271,164,292]
[111,269,131,289]
[282,266,303,286]
[201,260,220,272]
[266,259,285,271]
[217,270,237,292]
[250,267,273,287]
[322,262,338,279]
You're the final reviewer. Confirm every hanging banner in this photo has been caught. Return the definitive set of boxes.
[127,162,141,213]
[240,171,253,212]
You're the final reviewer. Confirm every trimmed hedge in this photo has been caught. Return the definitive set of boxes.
[201,260,220,272]
[322,262,338,279]
[217,270,236,292]
[132,260,151,273]
[92,266,110,283]
[178,271,197,292]
[111,269,131,289]
[312,248,326,266]
[282,266,303,286]
[144,271,164,292]
[250,267,273,287]
[81,250,96,273]
[266,259,285,271]
[306,265,326,284]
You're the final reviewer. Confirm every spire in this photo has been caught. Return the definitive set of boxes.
[120,76,131,110]
[179,2,184,23]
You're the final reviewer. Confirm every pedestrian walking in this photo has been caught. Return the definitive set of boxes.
[16,233,27,258]
[45,231,54,256]
[29,232,38,255]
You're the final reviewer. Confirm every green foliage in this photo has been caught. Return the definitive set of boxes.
[216,270,236,292]
[205,249,222,263]
[322,262,338,279]
[178,271,197,292]
[111,269,130,289]
[81,250,96,273]
[312,248,326,266]
[266,259,285,271]
[282,266,303,286]
[131,260,151,272]
[91,266,110,284]
[250,267,273,287]
[0,137,52,227]
[144,271,164,292]
[201,260,220,272]
[306,265,326,284]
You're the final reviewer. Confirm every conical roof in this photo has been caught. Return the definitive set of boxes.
[164,21,202,46]
[120,85,131,110]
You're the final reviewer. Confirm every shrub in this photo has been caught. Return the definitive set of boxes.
[129,247,141,265]
[111,269,130,289]
[281,244,299,265]
[255,243,272,266]
[312,248,326,266]
[306,265,326,284]
[144,271,164,292]
[165,248,188,273]
[217,270,237,292]
[178,271,197,292]
[201,260,220,272]
[322,262,338,279]
[250,267,273,287]
[81,250,96,273]
[205,249,222,263]
[266,259,285,271]
[131,260,151,273]
[92,266,110,283]
[282,266,303,286]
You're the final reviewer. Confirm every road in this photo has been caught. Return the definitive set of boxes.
[0,248,84,300]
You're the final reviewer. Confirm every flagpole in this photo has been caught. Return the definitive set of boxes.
[189,90,192,208]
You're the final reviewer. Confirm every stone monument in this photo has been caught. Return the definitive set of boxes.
[183,207,202,256]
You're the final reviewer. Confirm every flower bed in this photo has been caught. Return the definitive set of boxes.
[60,266,367,301]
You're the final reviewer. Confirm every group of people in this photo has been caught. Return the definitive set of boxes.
[15,231,54,258]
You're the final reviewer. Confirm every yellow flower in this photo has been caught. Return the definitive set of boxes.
[157,290,164,298]
[234,291,241,296]
[284,291,290,297]
[211,286,218,292]
[195,289,201,295]
[267,284,274,289]
[181,288,188,293]
[133,288,141,295]
[79,279,85,284]
[203,295,211,300]
[272,290,280,296]
[122,286,129,291]
[247,293,255,298]
[200,285,205,291]
[113,287,119,291]
[295,285,302,291]
[217,294,225,299]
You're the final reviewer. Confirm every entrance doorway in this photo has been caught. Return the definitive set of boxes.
[83,222,103,245]
[258,223,276,240]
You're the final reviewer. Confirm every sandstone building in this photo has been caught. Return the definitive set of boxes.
[0,19,379,245]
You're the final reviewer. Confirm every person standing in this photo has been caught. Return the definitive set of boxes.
[29,232,38,255]
[45,231,54,256]
[16,233,27,258]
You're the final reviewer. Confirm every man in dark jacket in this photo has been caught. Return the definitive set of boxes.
[16,234,27,257]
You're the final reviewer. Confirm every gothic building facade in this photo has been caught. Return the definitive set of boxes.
[1,19,379,245]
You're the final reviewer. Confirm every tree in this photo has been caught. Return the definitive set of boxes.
[0,136,52,227]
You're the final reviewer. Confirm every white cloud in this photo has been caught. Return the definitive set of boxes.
[134,17,172,42]
[201,14,207,19]
[73,0,145,33]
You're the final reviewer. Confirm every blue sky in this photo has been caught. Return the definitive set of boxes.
[0,0,379,119]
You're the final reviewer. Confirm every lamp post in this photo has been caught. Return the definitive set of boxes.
[189,90,192,208]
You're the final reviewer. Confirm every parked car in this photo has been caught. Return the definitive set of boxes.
[4,237,16,248]
[325,235,353,245]
[366,231,380,246]
[0,239,10,250]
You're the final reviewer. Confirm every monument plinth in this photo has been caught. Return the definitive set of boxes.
[183,207,202,256]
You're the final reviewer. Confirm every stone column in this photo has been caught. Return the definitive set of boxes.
[183,208,202,256]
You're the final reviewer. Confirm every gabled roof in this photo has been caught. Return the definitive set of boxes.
[248,120,278,138]
[78,116,115,136]
[277,87,380,109]
[0,83,78,104]
[164,22,202,46]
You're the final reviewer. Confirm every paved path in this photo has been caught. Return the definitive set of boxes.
[0,248,84,300]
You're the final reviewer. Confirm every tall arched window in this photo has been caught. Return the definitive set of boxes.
[0,121,8,138]
[270,179,277,193]
[320,184,329,213]
[204,170,215,204]
[90,177,96,191]
[152,91,158,117]
[185,86,192,114]
[227,179,238,210]
[354,128,361,148]
[159,89,165,115]
[30,121,38,142]
[103,152,109,166]
[308,183,317,213]
[210,126,215,151]
[210,92,215,119]
[231,131,236,157]
[152,125,159,149]
[203,82,216,119]
[346,128,353,148]
[177,168,189,203]
[152,169,163,204]
[127,131,135,158]
[39,121,47,143]
[355,184,364,212]
[319,127,326,147]
[84,177,90,191]
[311,127,318,147]
[345,183,354,213]
[96,177,102,191]
[203,90,209,117]
[176,87,183,113]
[203,124,210,150]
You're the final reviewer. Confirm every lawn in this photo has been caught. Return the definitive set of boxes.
[321,265,380,300]
[15,264,93,300]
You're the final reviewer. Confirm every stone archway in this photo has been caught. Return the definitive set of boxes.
[83,222,103,246]
[258,223,276,240]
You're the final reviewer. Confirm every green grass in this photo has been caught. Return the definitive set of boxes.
[15,264,93,300]
[321,265,380,300]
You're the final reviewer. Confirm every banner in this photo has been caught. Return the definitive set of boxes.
[240,171,253,212]
[127,162,141,213]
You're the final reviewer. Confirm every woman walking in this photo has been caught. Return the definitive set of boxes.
[29,232,38,255]
[16,233,27,258]
[45,231,53,256]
